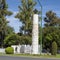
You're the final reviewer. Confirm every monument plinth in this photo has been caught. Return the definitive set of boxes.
[32,14,39,54]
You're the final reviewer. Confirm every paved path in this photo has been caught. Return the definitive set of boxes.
[0,56,60,60]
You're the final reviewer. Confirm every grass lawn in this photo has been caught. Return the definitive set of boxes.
[0,53,60,58]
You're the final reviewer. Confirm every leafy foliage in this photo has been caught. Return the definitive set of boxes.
[43,11,60,51]
[4,34,32,47]
[44,11,60,27]
[20,35,32,45]
[0,0,13,47]
[6,26,14,35]
[51,41,57,55]
[4,34,21,47]
[5,47,14,54]
[15,0,39,36]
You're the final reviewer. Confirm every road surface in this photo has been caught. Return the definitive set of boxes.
[0,56,60,60]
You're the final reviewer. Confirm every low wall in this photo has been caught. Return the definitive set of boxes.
[11,45,40,54]
[0,48,5,53]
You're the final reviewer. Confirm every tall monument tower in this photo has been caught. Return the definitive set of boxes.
[32,14,39,54]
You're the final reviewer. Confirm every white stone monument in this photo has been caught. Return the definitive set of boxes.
[32,14,39,54]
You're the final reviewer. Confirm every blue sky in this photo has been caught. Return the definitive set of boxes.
[6,0,60,33]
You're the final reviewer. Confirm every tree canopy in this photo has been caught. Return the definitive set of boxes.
[15,0,39,36]
[0,0,13,47]
[43,11,60,51]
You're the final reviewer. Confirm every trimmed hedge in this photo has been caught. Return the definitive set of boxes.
[5,47,14,54]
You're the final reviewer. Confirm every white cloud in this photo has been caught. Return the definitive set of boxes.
[6,11,22,33]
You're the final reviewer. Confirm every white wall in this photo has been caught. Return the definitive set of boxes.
[11,45,40,54]
[0,48,5,53]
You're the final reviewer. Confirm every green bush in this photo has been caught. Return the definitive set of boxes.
[4,34,21,47]
[5,47,14,54]
[51,41,57,55]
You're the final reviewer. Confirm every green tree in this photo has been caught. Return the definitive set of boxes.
[43,27,60,50]
[15,0,39,36]
[51,41,57,55]
[0,0,12,47]
[43,11,60,51]
[4,34,21,47]
[4,34,32,47]
[20,35,32,45]
[6,26,14,35]
[44,11,60,27]
[15,0,40,45]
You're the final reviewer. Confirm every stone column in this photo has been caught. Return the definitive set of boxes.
[32,14,39,54]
